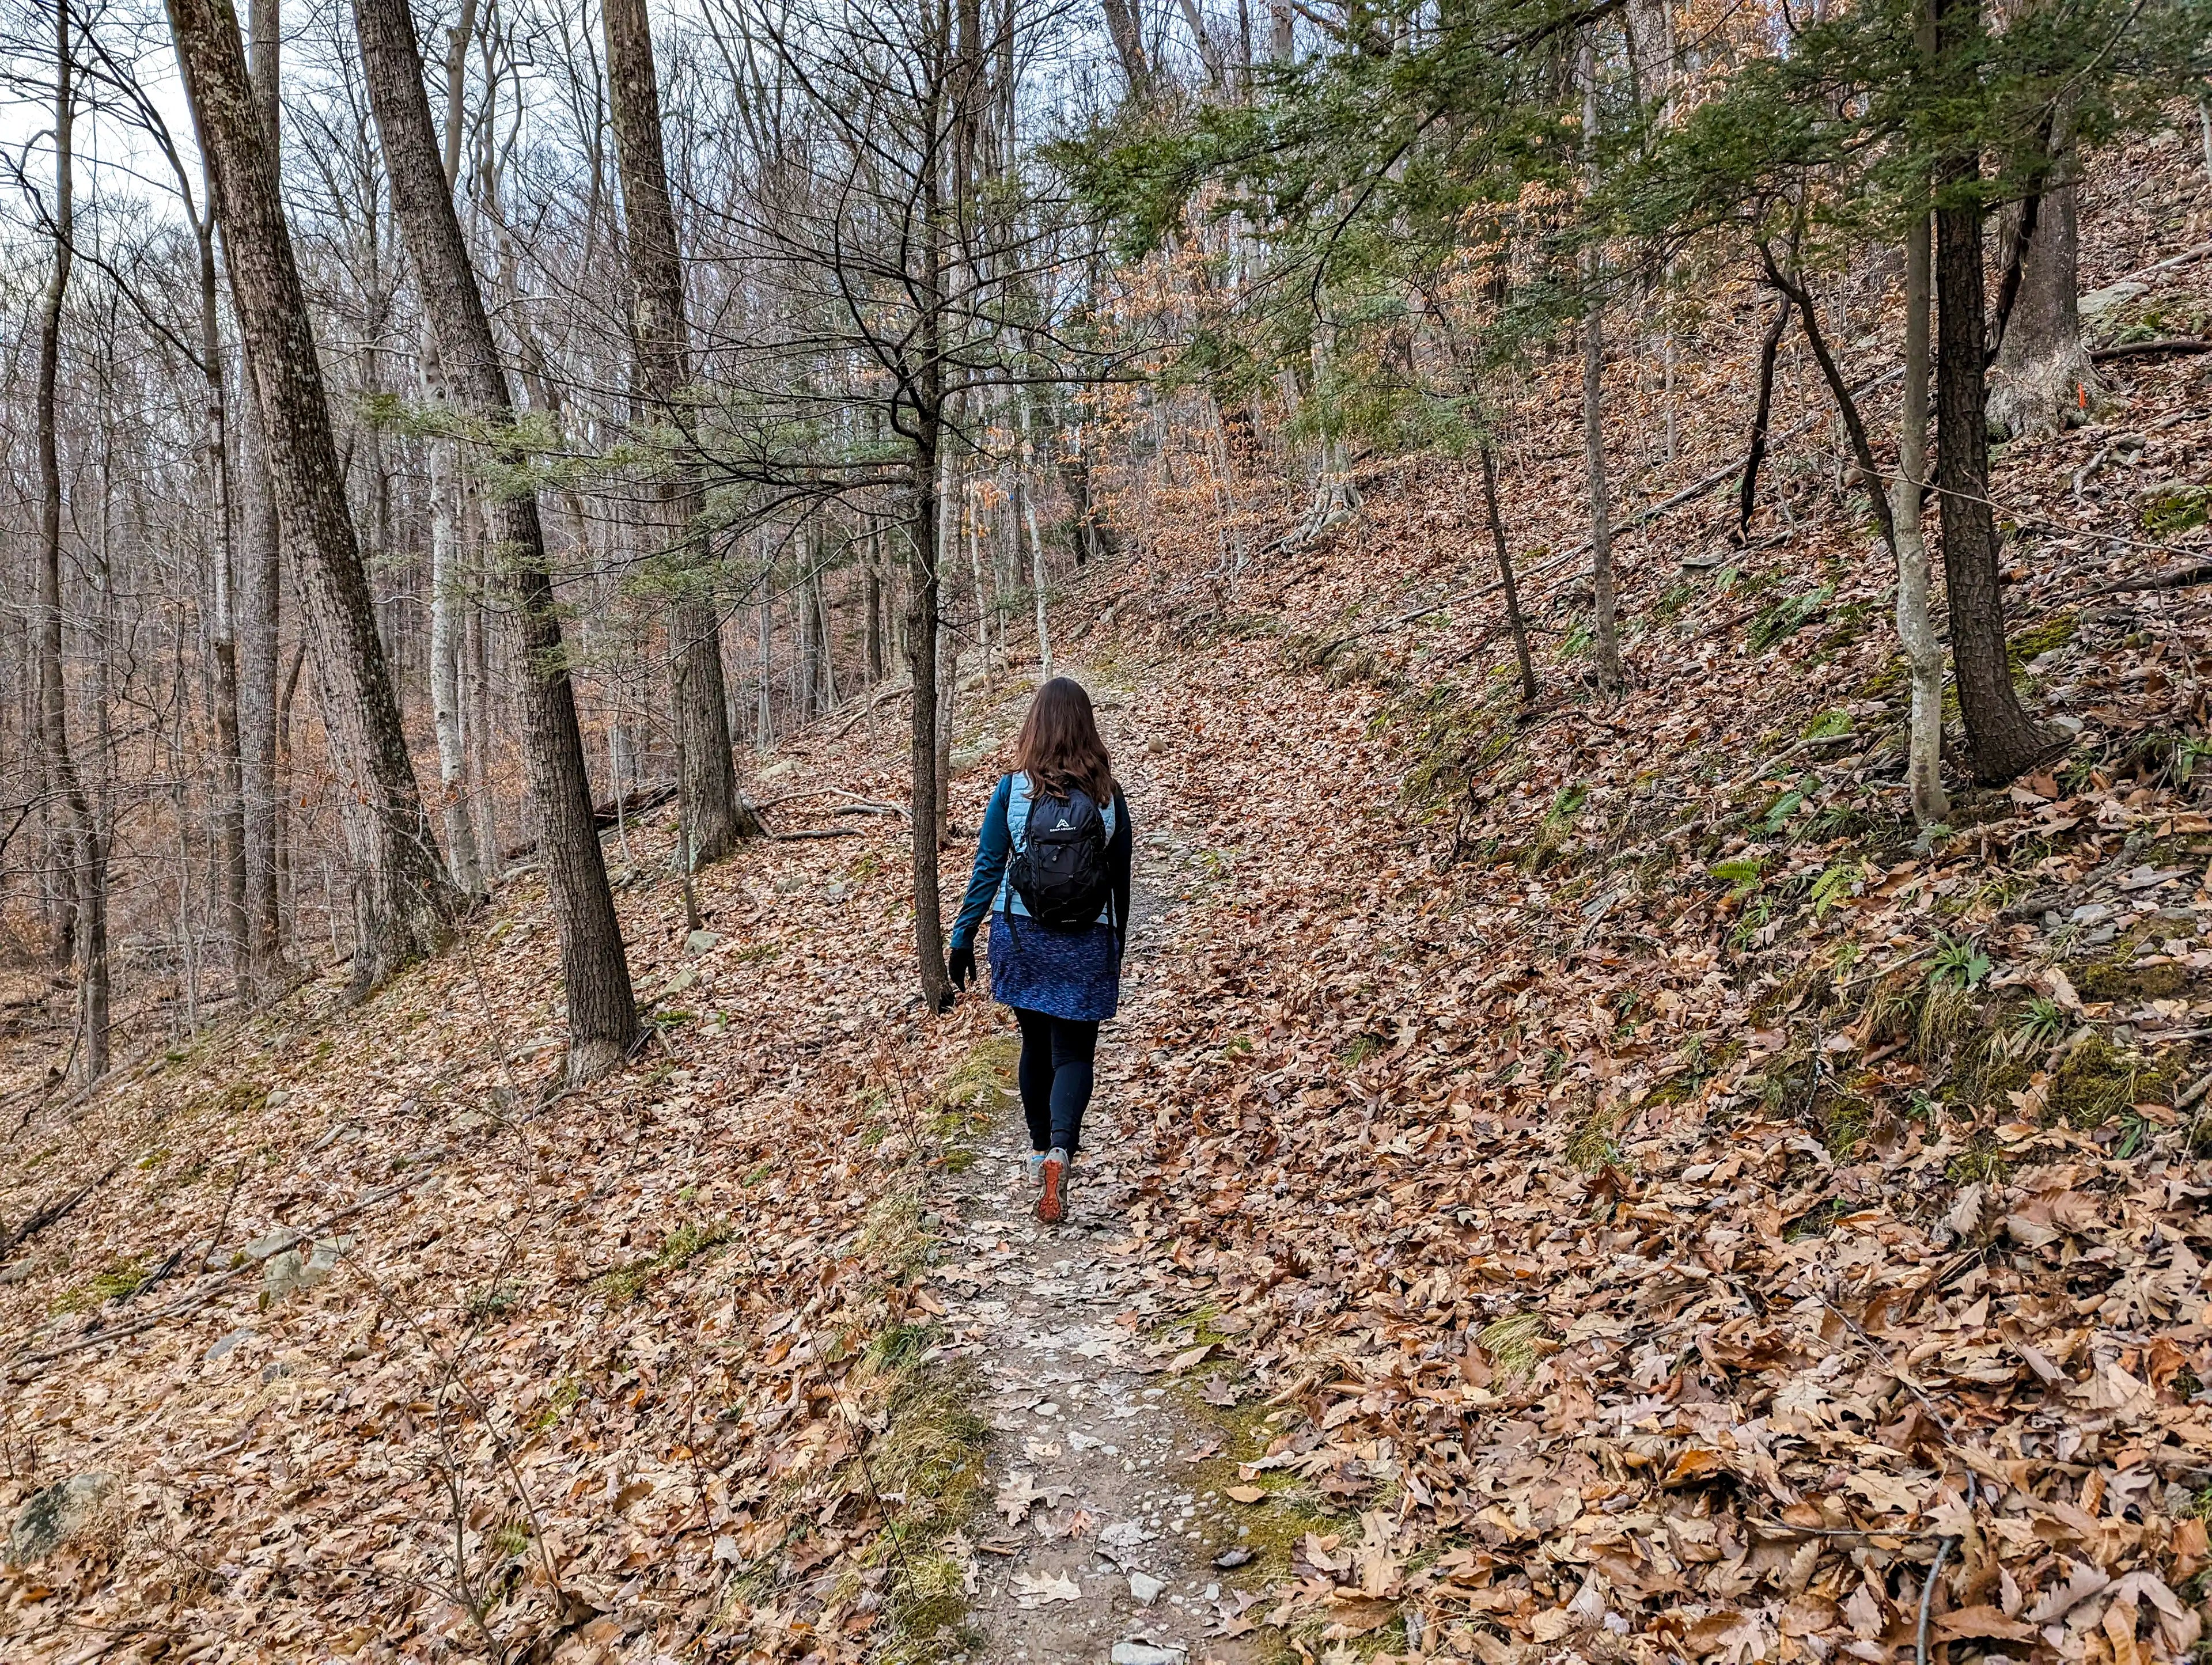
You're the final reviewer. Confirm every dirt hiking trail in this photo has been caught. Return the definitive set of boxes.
[923,831,1266,1665]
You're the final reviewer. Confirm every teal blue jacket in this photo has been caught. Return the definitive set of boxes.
[950,774,1132,951]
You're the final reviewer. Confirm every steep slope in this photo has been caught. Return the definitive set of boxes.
[0,713,1026,1659]
[6,126,2212,1665]
[1040,123,2212,1665]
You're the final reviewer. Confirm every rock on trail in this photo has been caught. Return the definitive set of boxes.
[927,1125,1264,1665]
[922,797,1259,1664]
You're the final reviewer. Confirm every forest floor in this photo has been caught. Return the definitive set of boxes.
[6,124,2212,1665]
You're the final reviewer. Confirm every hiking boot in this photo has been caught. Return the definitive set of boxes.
[1037,1148,1069,1224]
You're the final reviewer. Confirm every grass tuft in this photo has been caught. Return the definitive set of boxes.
[1916,979,1976,1061]
[1477,1312,1547,1383]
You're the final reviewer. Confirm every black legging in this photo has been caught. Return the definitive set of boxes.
[1014,1007,1099,1155]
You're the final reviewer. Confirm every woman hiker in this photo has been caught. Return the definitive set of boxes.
[948,677,1133,1223]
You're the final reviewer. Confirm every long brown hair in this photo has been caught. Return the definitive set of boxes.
[1013,677,1116,804]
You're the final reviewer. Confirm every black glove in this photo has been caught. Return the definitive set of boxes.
[948,941,976,992]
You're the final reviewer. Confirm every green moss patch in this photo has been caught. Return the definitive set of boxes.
[930,1036,1021,1135]
[2047,1035,2177,1131]
[1177,1397,1357,1598]
[49,1258,147,1315]
[1379,683,1517,813]
[2079,957,2192,1003]
[926,1036,1020,1177]
[861,1339,990,1663]
[1564,1106,1629,1174]
[2008,611,2078,669]
[2142,483,2212,538]
[587,1216,734,1304]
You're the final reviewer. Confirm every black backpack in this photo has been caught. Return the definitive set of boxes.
[1009,783,1113,930]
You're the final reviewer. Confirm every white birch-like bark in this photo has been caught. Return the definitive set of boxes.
[935,442,959,835]
[1891,212,1950,826]
[426,411,483,893]
[1580,33,1623,693]
[969,478,990,691]
[1023,472,1051,680]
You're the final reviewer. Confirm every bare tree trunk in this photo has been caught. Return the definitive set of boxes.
[1932,0,2055,786]
[815,558,838,710]
[355,0,637,1082]
[909,79,952,1013]
[1737,292,1793,540]
[1175,0,1228,89]
[756,563,773,748]
[601,0,754,856]
[798,541,821,718]
[968,478,990,690]
[236,378,282,978]
[426,409,484,894]
[1579,33,1622,693]
[866,533,886,683]
[935,444,959,838]
[79,820,110,1080]
[36,0,101,1078]
[1579,304,1621,692]
[169,0,459,992]
[1022,471,1051,680]
[910,456,950,1010]
[237,0,283,985]
[195,173,251,983]
[1100,0,1151,100]
[84,420,115,1082]
[1988,130,2099,439]
[276,639,302,924]
[426,0,483,898]
[1479,445,1539,703]
[1056,406,1113,565]
[1892,211,1950,825]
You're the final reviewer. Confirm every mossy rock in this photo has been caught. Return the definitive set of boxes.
[9,1473,114,1561]
[2078,958,2192,1003]
[2008,611,2078,669]
[2142,482,2212,539]
[2047,1035,2176,1129]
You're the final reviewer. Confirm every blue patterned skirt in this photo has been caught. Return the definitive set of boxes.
[987,912,1122,1022]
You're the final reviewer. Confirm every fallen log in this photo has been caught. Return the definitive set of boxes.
[2077,558,2212,600]
[1,1159,124,1262]
[501,780,690,862]
[594,779,677,828]
[2092,336,2212,363]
